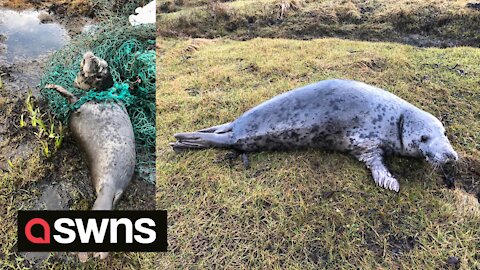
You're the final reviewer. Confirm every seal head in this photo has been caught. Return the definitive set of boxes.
[74,51,114,91]
[400,109,458,166]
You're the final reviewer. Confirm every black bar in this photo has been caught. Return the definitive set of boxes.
[18,210,167,252]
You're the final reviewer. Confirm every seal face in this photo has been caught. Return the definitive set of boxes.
[74,51,114,91]
[172,79,458,192]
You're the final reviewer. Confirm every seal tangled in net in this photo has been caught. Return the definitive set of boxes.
[40,21,156,184]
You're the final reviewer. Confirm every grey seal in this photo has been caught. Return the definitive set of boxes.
[45,52,135,261]
[171,79,458,192]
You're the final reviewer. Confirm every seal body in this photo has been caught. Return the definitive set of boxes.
[46,51,136,262]
[69,101,136,211]
[232,79,403,152]
[172,79,458,192]
[69,100,135,262]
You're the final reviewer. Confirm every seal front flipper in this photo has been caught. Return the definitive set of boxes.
[241,153,250,169]
[45,84,78,104]
[221,150,251,169]
[358,151,400,192]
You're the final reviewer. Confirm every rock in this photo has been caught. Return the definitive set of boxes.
[446,256,460,267]
[38,12,54,24]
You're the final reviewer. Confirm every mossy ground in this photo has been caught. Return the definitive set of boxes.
[157,37,480,269]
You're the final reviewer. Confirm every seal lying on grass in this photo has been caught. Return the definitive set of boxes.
[171,79,458,192]
[45,52,135,261]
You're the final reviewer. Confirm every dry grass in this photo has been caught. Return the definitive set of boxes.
[157,37,480,269]
[157,0,480,46]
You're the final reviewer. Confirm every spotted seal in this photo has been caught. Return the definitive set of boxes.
[45,52,135,261]
[171,79,458,192]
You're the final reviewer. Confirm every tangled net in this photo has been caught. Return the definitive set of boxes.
[40,5,156,184]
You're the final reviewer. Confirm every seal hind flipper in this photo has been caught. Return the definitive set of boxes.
[91,185,116,211]
[197,122,233,134]
[172,131,234,150]
[45,84,78,104]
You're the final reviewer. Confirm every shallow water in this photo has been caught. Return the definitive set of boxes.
[0,9,69,63]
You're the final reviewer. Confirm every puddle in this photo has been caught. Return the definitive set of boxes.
[0,9,69,63]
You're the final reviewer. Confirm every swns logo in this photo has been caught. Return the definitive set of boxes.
[18,211,167,252]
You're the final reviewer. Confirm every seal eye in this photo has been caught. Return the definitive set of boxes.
[420,135,429,143]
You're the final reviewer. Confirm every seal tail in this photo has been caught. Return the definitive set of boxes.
[92,186,118,211]
[170,122,234,151]
[92,187,125,211]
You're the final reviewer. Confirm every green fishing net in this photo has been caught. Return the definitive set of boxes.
[40,7,156,184]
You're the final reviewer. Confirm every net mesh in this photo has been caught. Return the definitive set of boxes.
[40,3,156,183]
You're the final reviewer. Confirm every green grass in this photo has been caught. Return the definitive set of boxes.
[158,0,480,47]
[157,38,480,269]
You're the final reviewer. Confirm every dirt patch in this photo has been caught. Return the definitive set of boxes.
[452,156,480,201]
[387,234,417,257]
